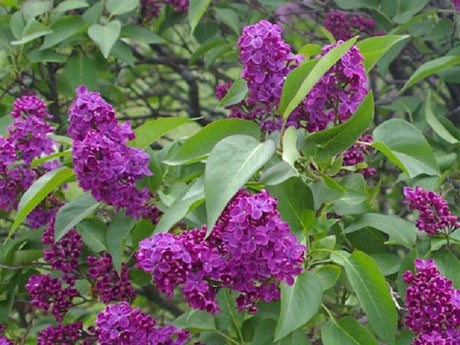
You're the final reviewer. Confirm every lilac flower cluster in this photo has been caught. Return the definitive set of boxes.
[42,217,83,284]
[0,337,12,345]
[140,0,188,20]
[342,134,376,178]
[87,253,136,304]
[454,0,460,13]
[275,0,312,25]
[0,95,59,228]
[96,302,189,345]
[403,259,460,344]
[137,190,306,313]
[37,322,96,345]
[403,186,460,236]
[69,86,159,221]
[25,274,80,322]
[292,41,368,132]
[323,10,378,41]
[218,21,368,134]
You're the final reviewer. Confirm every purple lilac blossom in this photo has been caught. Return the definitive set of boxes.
[0,337,12,345]
[140,0,188,20]
[0,95,59,228]
[96,302,189,345]
[403,186,460,236]
[342,134,376,178]
[454,0,460,12]
[42,217,83,285]
[87,253,136,304]
[323,10,378,41]
[25,274,79,322]
[136,190,306,313]
[69,86,160,221]
[403,259,460,344]
[275,0,312,24]
[37,322,95,345]
[292,41,368,132]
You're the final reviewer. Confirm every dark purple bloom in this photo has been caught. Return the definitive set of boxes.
[136,189,306,313]
[96,302,189,345]
[403,186,460,235]
[37,322,95,345]
[323,10,379,41]
[87,253,136,304]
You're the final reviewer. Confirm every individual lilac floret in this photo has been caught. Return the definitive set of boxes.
[87,253,136,304]
[137,190,306,313]
[323,10,378,41]
[26,274,79,322]
[403,259,460,343]
[37,322,95,345]
[342,134,376,178]
[96,302,189,345]
[42,217,82,284]
[292,41,368,132]
[8,95,55,164]
[403,186,460,236]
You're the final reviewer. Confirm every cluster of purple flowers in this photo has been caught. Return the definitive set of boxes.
[87,253,136,304]
[140,0,188,20]
[403,186,460,236]
[0,95,59,228]
[292,41,368,132]
[403,259,460,344]
[69,86,159,221]
[137,190,306,313]
[342,134,376,177]
[454,0,460,13]
[218,20,368,134]
[42,217,83,285]
[25,274,80,322]
[37,322,96,345]
[323,10,378,41]
[96,302,189,345]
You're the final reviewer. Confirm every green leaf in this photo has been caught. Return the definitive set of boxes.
[106,0,139,15]
[279,37,358,119]
[174,309,217,331]
[121,25,166,44]
[214,7,240,34]
[63,56,97,90]
[217,78,248,107]
[111,40,134,66]
[40,16,85,50]
[274,272,323,341]
[105,211,136,275]
[333,0,378,9]
[53,0,89,13]
[130,117,190,148]
[155,178,204,233]
[266,177,314,239]
[205,135,275,235]
[164,119,260,166]
[28,49,66,62]
[88,20,121,59]
[282,127,300,167]
[372,119,440,178]
[188,0,211,34]
[22,0,53,22]
[305,92,374,159]
[345,213,417,248]
[11,18,52,45]
[10,11,25,39]
[425,91,459,144]
[9,167,75,239]
[338,251,398,345]
[321,316,378,345]
[77,219,108,253]
[356,35,410,72]
[54,193,100,241]
[401,56,460,93]
[315,265,341,290]
[260,160,298,186]
[279,329,312,345]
